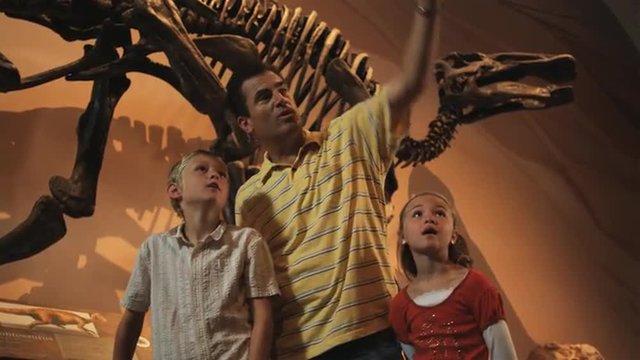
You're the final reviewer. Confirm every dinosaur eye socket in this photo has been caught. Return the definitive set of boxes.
[450,77,468,94]
[478,64,492,73]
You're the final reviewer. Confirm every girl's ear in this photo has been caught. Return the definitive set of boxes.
[167,183,182,200]
[451,231,458,245]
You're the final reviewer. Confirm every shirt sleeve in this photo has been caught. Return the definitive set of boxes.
[234,186,248,227]
[329,88,401,175]
[244,231,280,299]
[473,283,506,331]
[400,342,416,360]
[234,180,262,229]
[482,320,518,360]
[121,240,152,312]
[388,290,411,344]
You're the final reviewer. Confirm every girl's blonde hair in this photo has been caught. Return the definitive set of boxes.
[397,192,473,279]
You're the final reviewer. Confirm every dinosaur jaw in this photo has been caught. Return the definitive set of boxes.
[438,53,576,123]
[455,82,574,123]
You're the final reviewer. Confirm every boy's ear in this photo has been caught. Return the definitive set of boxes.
[237,115,254,134]
[167,183,182,200]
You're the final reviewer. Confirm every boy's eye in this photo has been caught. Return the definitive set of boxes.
[411,210,423,218]
[435,210,447,217]
[218,171,227,178]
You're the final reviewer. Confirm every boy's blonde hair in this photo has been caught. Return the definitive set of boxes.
[167,149,227,218]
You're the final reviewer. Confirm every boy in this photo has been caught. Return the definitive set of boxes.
[113,150,279,360]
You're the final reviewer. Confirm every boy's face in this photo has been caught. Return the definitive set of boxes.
[169,154,229,212]
[238,71,300,143]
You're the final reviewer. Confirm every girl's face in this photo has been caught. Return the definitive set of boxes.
[402,194,455,258]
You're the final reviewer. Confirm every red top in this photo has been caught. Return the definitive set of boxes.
[389,269,505,360]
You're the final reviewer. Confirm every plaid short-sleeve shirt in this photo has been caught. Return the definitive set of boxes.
[122,223,280,360]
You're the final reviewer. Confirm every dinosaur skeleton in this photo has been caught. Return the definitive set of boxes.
[0,0,576,265]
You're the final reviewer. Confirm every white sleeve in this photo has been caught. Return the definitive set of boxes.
[482,320,518,360]
[121,241,151,312]
[400,342,415,359]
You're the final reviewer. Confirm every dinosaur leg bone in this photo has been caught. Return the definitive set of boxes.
[0,196,66,265]
[49,74,131,218]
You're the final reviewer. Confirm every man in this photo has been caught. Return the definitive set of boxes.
[232,1,442,358]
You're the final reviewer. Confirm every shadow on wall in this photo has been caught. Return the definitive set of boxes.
[473,97,640,262]
[400,165,538,356]
[0,107,211,312]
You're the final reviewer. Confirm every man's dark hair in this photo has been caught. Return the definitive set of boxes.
[226,62,284,117]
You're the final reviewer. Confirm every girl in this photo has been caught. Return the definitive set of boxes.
[389,192,517,359]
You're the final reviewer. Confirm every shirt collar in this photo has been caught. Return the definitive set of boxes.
[258,129,322,184]
[171,222,226,246]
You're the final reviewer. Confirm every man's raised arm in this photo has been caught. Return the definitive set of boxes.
[385,0,443,136]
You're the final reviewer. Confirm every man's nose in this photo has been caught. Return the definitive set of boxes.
[274,91,288,105]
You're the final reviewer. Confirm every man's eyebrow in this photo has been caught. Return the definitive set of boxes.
[253,80,287,102]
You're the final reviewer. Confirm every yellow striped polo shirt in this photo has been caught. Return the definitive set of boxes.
[235,90,399,359]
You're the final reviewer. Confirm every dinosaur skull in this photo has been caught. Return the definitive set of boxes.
[393,52,576,167]
[435,52,576,123]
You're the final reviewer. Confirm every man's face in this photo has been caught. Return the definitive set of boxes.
[239,71,300,142]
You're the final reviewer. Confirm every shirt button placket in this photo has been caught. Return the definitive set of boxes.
[191,252,205,359]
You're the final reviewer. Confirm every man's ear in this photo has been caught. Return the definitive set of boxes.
[167,183,182,200]
[238,115,254,134]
